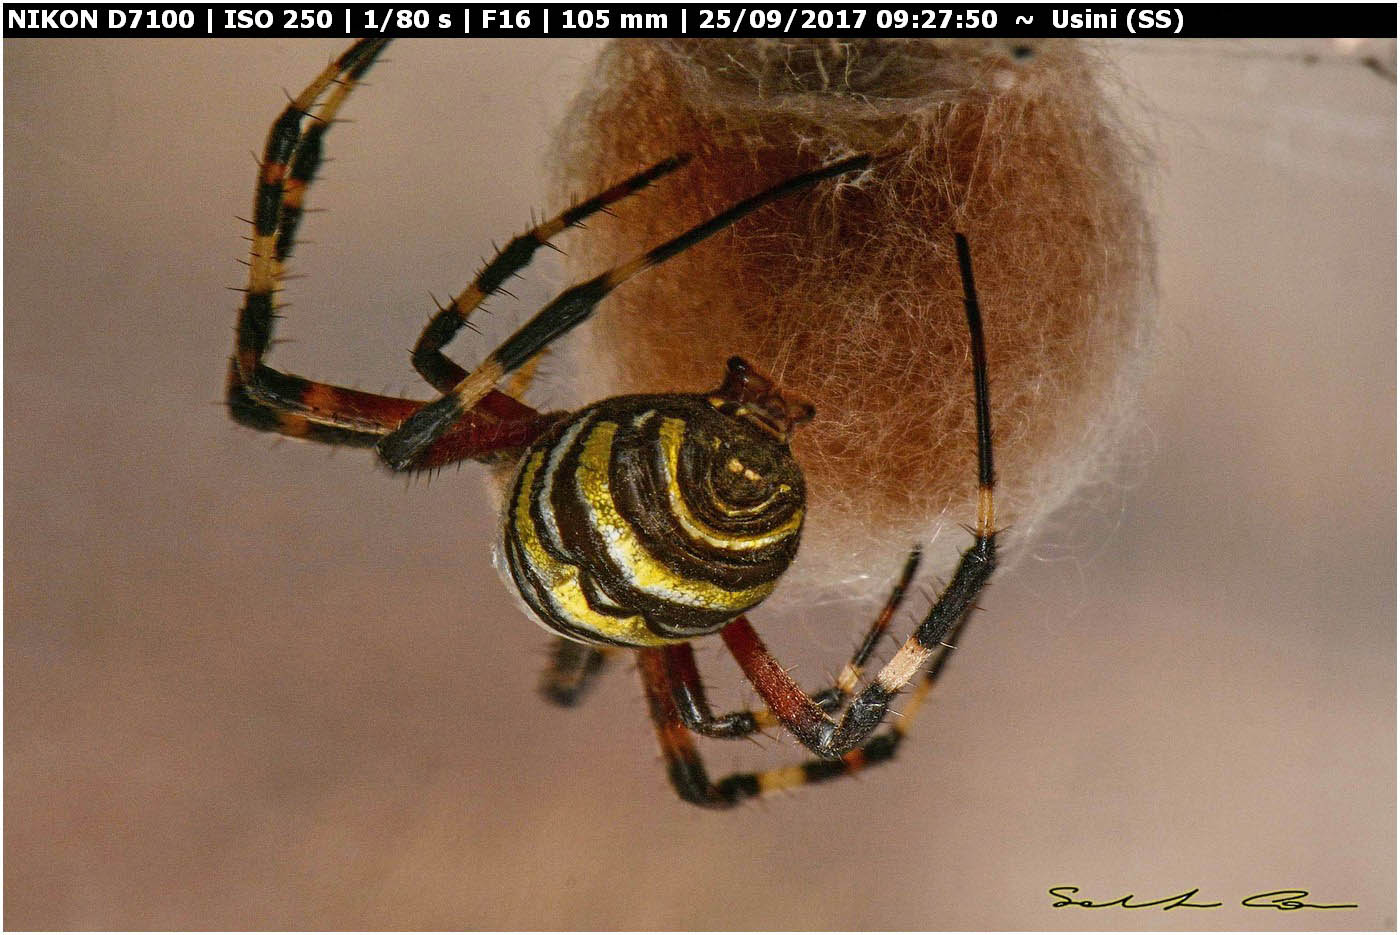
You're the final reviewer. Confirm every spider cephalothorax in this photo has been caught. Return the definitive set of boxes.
[227,39,997,808]
[505,358,807,647]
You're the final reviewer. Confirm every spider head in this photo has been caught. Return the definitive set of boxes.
[707,356,814,444]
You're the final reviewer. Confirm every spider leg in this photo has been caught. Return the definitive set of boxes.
[377,153,873,470]
[719,233,998,760]
[538,638,612,707]
[230,366,553,468]
[637,646,760,808]
[412,155,693,394]
[226,39,553,468]
[640,619,969,808]
[665,548,922,739]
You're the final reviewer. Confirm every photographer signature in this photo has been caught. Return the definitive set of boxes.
[1049,886,1357,911]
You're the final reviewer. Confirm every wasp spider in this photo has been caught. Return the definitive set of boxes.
[226,39,997,808]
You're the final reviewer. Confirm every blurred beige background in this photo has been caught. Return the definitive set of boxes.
[5,39,1394,929]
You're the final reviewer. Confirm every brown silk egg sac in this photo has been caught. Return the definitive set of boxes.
[546,39,1154,609]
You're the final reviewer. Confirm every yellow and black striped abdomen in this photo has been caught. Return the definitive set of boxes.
[504,394,805,647]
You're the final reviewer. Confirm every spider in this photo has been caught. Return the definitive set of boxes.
[226,39,998,808]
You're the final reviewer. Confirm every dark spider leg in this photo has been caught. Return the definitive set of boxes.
[641,622,969,808]
[637,647,755,808]
[665,548,922,739]
[538,638,612,707]
[720,232,997,760]
[377,153,873,470]
[226,39,553,468]
[412,155,693,395]
[232,365,555,468]
[230,39,390,441]
[713,612,976,804]
[838,611,975,771]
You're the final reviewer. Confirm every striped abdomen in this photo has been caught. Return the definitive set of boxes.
[504,394,805,647]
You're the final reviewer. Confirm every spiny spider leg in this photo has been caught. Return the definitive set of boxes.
[377,153,873,470]
[639,615,971,808]
[665,548,922,739]
[412,155,693,394]
[230,40,394,438]
[227,39,553,468]
[717,232,997,760]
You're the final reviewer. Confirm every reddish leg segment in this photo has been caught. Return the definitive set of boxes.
[226,38,552,468]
